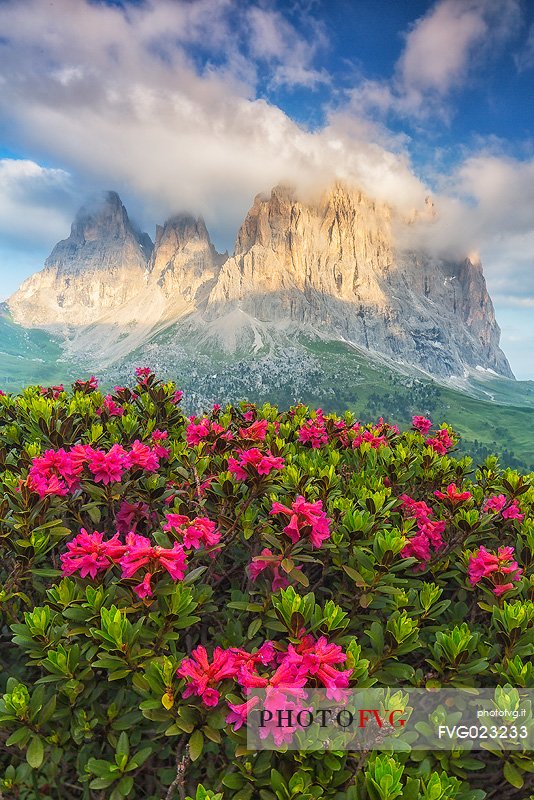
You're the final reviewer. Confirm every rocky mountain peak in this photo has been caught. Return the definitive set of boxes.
[149,213,223,303]
[69,191,130,244]
[8,190,153,327]
[154,214,211,251]
[7,182,514,381]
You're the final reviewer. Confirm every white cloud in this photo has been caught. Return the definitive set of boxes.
[0,159,73,246]
[349,0,522,120]
[0,0,433,246]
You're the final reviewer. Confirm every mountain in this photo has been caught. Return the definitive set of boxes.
[206,184,512,379]
[8,191,152,328]
[5,181,532,469]
[7,182,511,380]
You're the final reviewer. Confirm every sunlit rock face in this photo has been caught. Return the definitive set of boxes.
[9,191,152,327]
[7,183,513,380]
[207,183,512,378]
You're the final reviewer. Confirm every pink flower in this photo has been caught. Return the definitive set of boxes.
[135,367,152,384]
[483,495,507,513]
[412,416,433,435]
[226,696,261,731]
[163,514,221,552]
[171,389,183,405]
[434,483,472,504]
[284,635,351,698]
[127,440,160,472]
[468,545,522,596]
[426,428,454,455]
[186,418,232,448]
[238,419,268,441]
[119,533,187,582]
[150,430,171,459]
[352,430,388,449]
[399,495,433,521]
[27,447,84,497]
[133,572,153,599]
[231,642,276,673]
[483,495,524,522]
[401,532,431,563]
[298,410,328,448]
[270,495,331,548]
[41,384,64,399]
[399,494,446,568]
[87,444,129,484]
[502,500,524,521]
[176,645,239,707]
[228,448,285,481]
[60,529,126,579]
[97,395,124,417]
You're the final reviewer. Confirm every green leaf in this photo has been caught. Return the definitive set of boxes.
[189,730,204,762]
[503,762,524,788]
[26,735,44,769]
[6,727,31,747]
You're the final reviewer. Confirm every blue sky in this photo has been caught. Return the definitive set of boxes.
[0,0,533,378]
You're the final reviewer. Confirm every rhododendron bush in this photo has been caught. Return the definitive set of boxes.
[0,371,532,800]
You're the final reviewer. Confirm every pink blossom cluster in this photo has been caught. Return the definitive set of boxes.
[425,428,454,455]
[467,545,523,596]
[399,493,446,568]
[270,495,331,548]
[186,417,233,447]
[40,384,64,399]
[228,448,285,480]
[97,395,124,417]
[352,428,388,449]
[238,419,269,441]
[298,410,329,448]
[27,441,164,497]
[434,483,472,505]
[72,376,99,393]
[151,429,171,459]
[176,634,351,731]
[483,494,524,521]
[412,415,433,435]
[163,513,221,554]
[135,367,152,386]
[60,528,187,599]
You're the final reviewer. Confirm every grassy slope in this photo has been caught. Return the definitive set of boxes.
[297,339,534,471]
[0,315,73,390]
[1,314,532,470]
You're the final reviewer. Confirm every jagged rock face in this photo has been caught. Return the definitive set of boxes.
[208,184,512,378]
[149,214,223,304]
[6,183,513,380]
[8,191,152,327]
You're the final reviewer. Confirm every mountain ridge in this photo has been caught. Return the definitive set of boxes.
[7,182,513,381]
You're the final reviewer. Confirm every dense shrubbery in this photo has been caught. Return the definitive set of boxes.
[0,371,532,800]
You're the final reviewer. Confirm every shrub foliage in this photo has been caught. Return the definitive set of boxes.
[0,371,533,800]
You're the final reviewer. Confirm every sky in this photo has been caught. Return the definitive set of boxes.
[0,0,533,378]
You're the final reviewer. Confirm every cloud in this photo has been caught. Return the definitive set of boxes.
[0,159,74,247]
[0,0,433,249]
[349,0,522,120]
[246,6,329,89]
